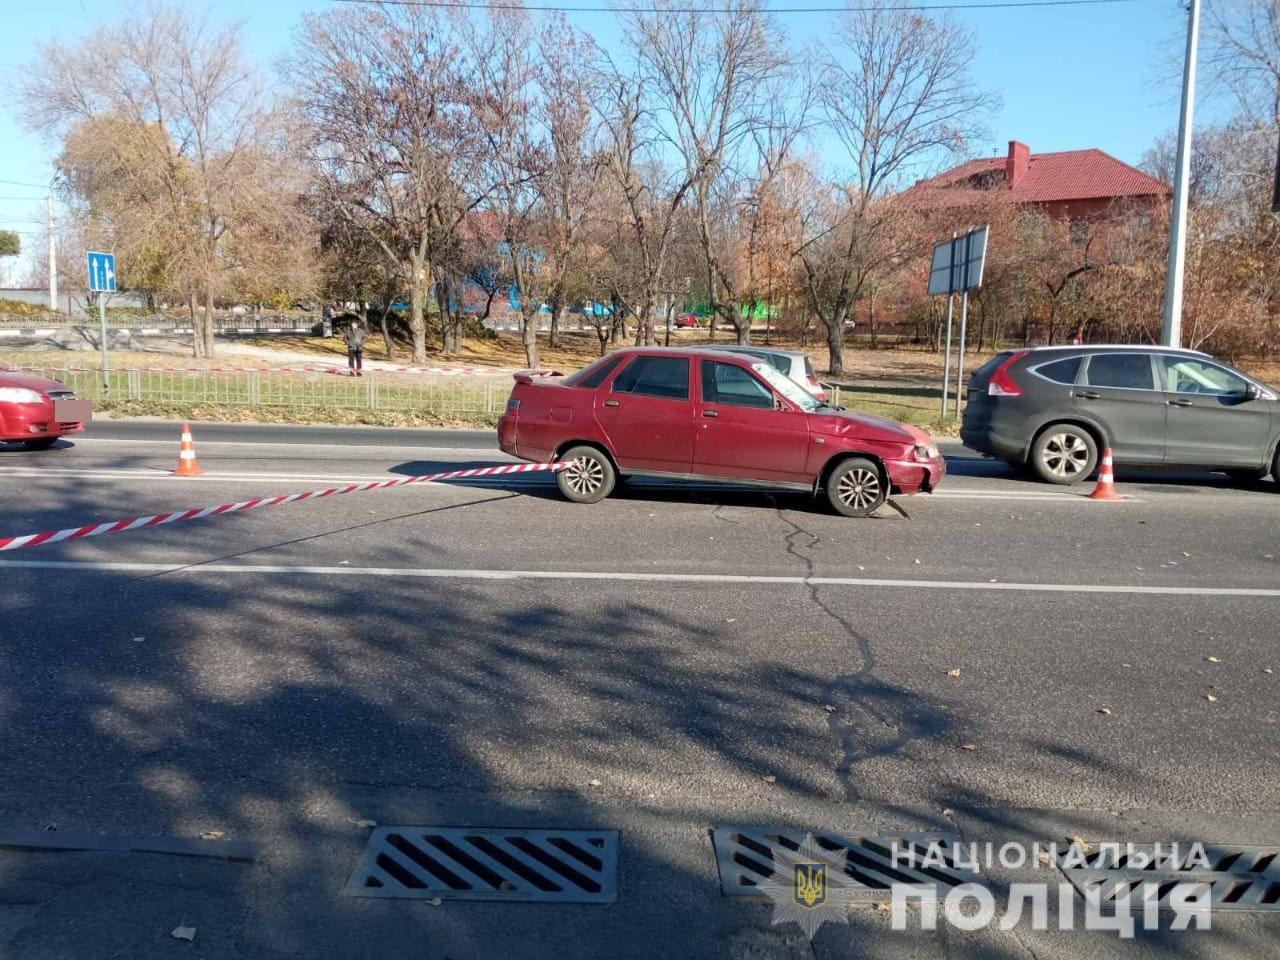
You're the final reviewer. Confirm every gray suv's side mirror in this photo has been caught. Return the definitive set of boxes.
[1244,383,1262,401]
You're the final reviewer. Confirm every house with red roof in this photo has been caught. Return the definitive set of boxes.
[914,140,1171,221]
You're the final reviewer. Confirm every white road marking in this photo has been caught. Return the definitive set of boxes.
[2,560,1278,598]
[0,467,455,485]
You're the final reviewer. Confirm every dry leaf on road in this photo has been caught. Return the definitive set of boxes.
[200,831,224,841]
[1205,694,1218,702]
[171,926,196,942]
[761,774,777,784]
[946,669,961,678]
[1205,656,1220,663]
[960,744,976,752]
[1097,708,1112,716]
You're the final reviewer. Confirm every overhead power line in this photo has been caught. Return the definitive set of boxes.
[0,178,48,190]
[330,0,1138,13]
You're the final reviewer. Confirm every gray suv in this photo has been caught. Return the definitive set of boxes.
[961,345,1279,485]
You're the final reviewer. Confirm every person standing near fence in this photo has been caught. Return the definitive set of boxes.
[345,319,366,377]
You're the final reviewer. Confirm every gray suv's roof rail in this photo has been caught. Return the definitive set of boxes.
[1019,344,1210,357]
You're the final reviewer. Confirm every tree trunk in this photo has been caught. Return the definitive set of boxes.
[379,302,394,360]
[408,254,427,364]
[188,292,204,359]
[825,314,846,378]
[549,295,561,349]
[521,311,539,368]
[203,275,216,359]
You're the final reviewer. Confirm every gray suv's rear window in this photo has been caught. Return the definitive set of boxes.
[1035,357,1082,384]
[1085,354,1155,390]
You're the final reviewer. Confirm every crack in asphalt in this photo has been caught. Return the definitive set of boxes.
[769,500,952,803]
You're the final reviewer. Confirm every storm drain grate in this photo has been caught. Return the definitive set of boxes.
[342,827,619,903]
[711,827,983,900]
[1060,844,1280,913]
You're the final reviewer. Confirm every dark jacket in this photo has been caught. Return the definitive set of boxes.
[344,325,366,350]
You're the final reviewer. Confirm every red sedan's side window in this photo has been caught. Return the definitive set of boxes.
[700,361,774,409]
[611,357,690,401]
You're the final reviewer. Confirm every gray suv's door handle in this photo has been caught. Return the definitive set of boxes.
[1167,398,1193,407]
[603,399,620,407]
[1073,390,1100,400]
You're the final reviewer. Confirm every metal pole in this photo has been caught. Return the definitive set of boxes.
[1271,124,1280,214]
[940,231,957,417]
[47,193,57,314]
[99,291,109,396]
[1160,0,1201,348]
[955,289,970,416]
[941,293,954,418]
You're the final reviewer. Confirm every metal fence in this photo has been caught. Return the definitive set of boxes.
[13,366,514,418]
[0,314,319,334]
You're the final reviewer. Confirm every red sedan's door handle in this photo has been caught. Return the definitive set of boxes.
[1167,398,1193,407]
[702,410,718,418]
[603,399,620,407]
[1073,390,1100,400]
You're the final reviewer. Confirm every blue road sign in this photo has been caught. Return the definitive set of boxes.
[86,251,117,293]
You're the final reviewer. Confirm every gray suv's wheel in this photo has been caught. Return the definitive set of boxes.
[556,445,616,504]
[1029,424,1098,485]
[826,457,888,517]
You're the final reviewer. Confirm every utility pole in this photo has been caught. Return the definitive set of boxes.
[1160,0,1201,348]
[47,193,57,314]
[1271,124,1280,214]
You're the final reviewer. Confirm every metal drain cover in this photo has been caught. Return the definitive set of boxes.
[1061,844,1280,913]
[712,827,982,900]
[343,827,618,902]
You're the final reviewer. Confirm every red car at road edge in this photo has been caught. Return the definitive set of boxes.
[0,371,91,448]
[498,346,945,517]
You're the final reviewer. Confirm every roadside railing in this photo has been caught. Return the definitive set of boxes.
[8,365,514,418]
[0,314,320,334]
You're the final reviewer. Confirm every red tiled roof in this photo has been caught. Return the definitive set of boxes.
[920,148,1170,203]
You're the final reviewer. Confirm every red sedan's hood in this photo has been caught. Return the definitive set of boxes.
[810,409,926,445]
[0,372,66,395]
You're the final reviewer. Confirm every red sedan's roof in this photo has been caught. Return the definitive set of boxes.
[0,371,68,393]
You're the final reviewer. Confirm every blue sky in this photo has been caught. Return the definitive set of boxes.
[0,0,1217,280]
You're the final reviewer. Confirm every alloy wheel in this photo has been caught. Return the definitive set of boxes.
[563,456,606,496]
[1041,432,1090,479]
[835,467,882,512]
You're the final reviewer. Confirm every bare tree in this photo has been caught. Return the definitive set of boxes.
[627,1,798,345]
[295,3,483,363]
[465,8,550,368]
[794,1,995,375]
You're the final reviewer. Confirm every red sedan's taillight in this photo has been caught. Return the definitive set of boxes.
[987,351,1029,397]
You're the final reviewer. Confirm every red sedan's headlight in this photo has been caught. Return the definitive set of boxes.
[914,443,940,460]
[0,388,46,404]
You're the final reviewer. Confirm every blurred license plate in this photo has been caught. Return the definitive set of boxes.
[53,399,92,423]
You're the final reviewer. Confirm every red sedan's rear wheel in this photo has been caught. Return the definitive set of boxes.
[826,457,888,518]
[556,446,616,504]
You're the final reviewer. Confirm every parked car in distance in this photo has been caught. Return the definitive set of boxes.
[498,347,944,517]
[710,346,827,401]
[673,314,700,328]
[961,345,1279,485]
[0,371,91,449]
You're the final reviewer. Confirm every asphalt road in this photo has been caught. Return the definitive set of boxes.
[1,420,1278,959]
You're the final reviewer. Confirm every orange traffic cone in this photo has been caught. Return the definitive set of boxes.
[1088,447,1121,501]
[175,423,202,477]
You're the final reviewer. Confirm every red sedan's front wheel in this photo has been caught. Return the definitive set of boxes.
[826,457,888,518]
[556,446,617,504]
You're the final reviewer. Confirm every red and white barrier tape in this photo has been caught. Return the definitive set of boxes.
[0,461,566,552]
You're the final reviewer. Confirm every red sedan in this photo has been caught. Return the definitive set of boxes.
[0,371,91,449]
[498,347,944,517]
